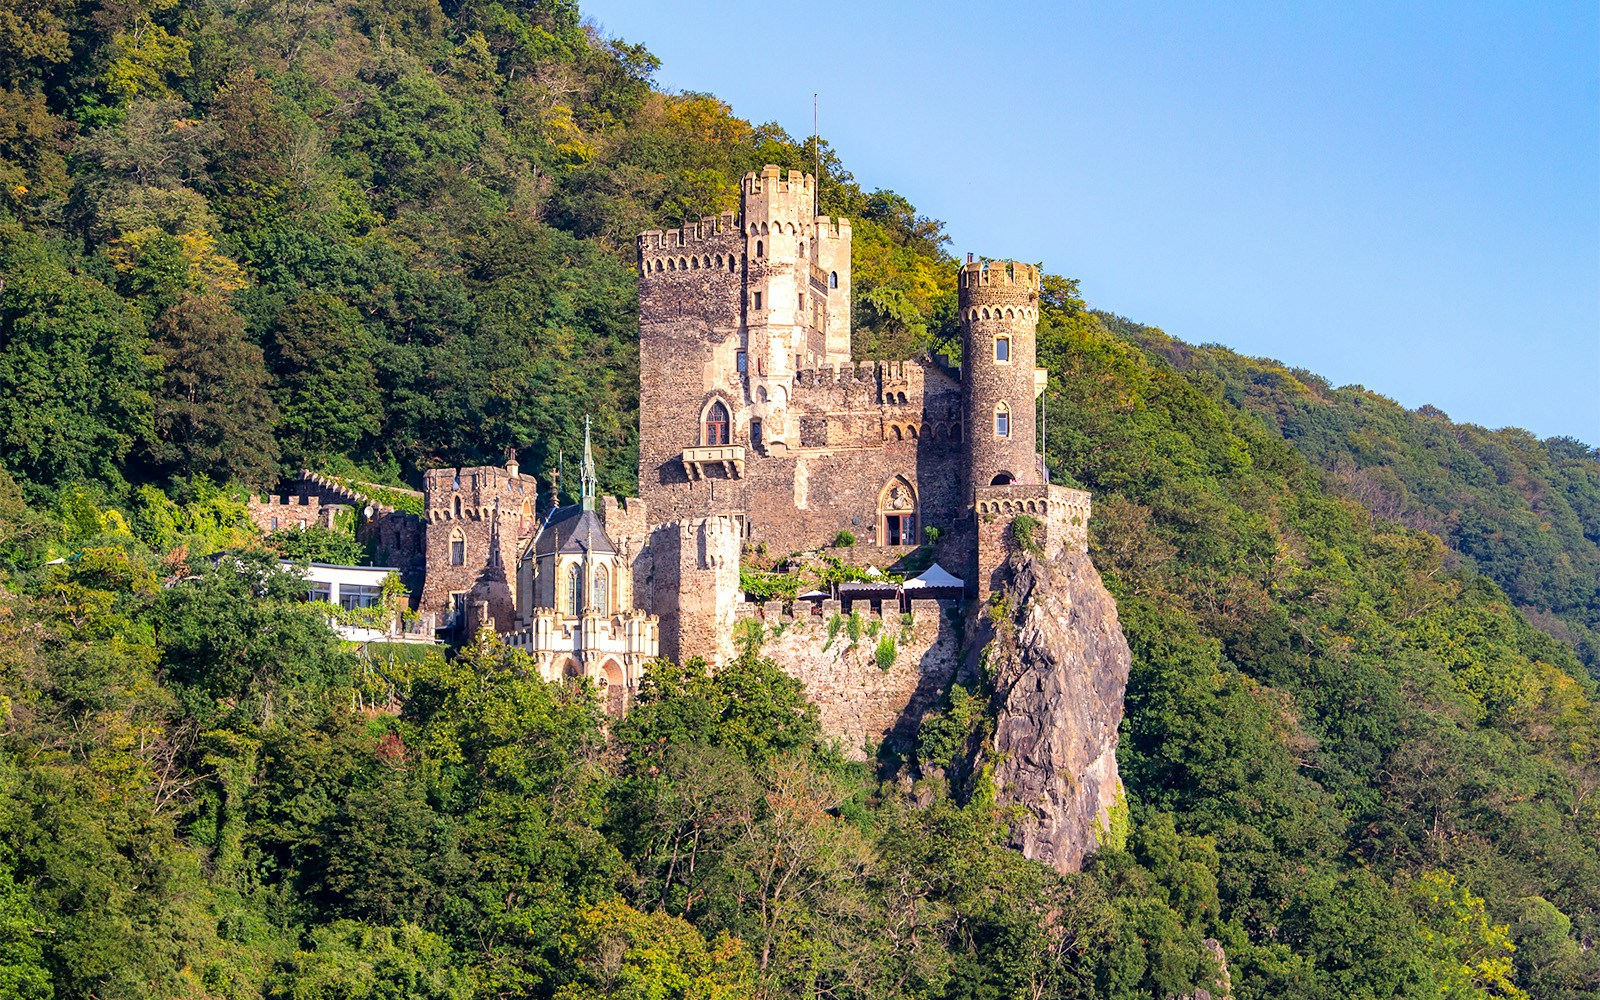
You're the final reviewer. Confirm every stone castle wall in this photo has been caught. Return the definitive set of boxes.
[975,484,1093,600]
[744,598,961,761]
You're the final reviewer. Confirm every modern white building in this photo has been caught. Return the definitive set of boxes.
[292,562,433,643]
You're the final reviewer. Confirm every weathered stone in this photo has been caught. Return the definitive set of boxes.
[987,549,1130,873]
[760,602,960,761]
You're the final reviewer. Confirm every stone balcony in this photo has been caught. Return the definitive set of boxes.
[680,445,746,480]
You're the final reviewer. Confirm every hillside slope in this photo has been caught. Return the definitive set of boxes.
[0,1,1596,998]
[1101,315,1600,673]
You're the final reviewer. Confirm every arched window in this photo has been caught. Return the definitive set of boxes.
[994,402,1011,438]
[594,565,609,615]
[449,527,465,566]
[829,271,838,288]
[756,386,768,403]
[991,473,1014,486]
[879,476,918,547]
[453,496,463,518]
[755,240,764,257]
[704,401,731,445]
[566,563,583,617]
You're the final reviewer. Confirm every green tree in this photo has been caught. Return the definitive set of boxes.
[0,223,154,488]
[148,291,280,485]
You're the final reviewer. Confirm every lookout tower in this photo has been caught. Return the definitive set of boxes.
[960,260,1046,504]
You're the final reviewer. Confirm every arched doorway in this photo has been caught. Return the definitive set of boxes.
[878,476,919,547]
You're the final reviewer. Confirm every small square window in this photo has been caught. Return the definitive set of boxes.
[995,337,1010,362]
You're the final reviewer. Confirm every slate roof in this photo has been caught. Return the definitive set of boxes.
[534,505,617,557]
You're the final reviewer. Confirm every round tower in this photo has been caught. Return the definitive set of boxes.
[960,259,1042,503]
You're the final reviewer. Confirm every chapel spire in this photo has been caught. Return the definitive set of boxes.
[580,415,597,511]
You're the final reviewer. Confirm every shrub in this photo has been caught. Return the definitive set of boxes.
[1010,514,1042,554]
[874,635,896,671]
[832,529,856,548]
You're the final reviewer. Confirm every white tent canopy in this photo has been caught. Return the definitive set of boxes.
[903,562,964,589]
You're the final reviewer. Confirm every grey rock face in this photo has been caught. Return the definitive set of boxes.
[988,549,1131,872]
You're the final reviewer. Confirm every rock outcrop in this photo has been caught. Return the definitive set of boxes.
[985,549,1131,872]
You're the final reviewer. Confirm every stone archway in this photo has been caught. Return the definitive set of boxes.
[599,658,627,715]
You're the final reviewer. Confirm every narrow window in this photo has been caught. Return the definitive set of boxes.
[798,293,805,310]
[755,240,764,257]
[753,291,762,310]
[451,540,464,566]
[594,566,609,615]
[736,350,748,373]
[269,516,278,531]
[995,336,1010,362]
[705,401,731,446]
[751,419,763,448]
[995,402,1011,438]
[829,271,838,288]
[566,563,582,616]
[453,496,462,518]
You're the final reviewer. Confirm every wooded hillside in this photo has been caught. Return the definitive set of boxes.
[0,1,1596,997]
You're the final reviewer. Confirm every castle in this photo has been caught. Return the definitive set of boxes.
[251,166,1091,713]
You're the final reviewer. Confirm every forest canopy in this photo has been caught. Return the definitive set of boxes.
[0,1,1596,998]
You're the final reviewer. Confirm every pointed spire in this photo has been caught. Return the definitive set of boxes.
[581,415,597,512]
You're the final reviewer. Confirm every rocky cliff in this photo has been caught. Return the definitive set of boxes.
[984,549,1131,873]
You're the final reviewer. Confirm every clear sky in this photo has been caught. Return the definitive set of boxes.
[584,0,1600,445]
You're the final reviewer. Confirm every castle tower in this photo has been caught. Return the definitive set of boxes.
[419,459,539,631]
[635,166,853,517]
[960,260,1045,503]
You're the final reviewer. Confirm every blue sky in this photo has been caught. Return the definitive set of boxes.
[585,1,1600,444]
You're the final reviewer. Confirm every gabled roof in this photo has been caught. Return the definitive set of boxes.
[903,562,964,589]
[534,505,616,557]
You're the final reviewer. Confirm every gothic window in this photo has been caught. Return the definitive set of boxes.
[453,496,463,518]
[756,386,767,402]
[829,271,838,288]
[755,240,764,257]
[704,401,731,446]
[995,336,1011,362]
[594,565,609,616]
[450,527,464,566]
[566,563,582,617]
[879,477,919,547]
[995,402,1011,438]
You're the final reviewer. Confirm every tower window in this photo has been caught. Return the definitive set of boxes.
[704,401,731,446]
[736,350,747,373]
[753,291,762,310]
[995,336,1010,362]
[829,271,838,288]
[756,240,764,257]
[995,402,1011,438]
[450,527,465,566]
[751,419,763,448]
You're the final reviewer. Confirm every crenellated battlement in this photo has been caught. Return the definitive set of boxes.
[813,216,851,240]
[959,259,1041,292]
[792,359,921,386]
[638,212,739,252]
[742,165,814,197]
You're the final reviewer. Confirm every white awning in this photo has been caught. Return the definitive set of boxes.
[903,562,964,589]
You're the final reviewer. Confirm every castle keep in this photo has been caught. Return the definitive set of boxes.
[254,165,1090,714]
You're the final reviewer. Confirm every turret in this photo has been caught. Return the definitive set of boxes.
[960,259,1044,503]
